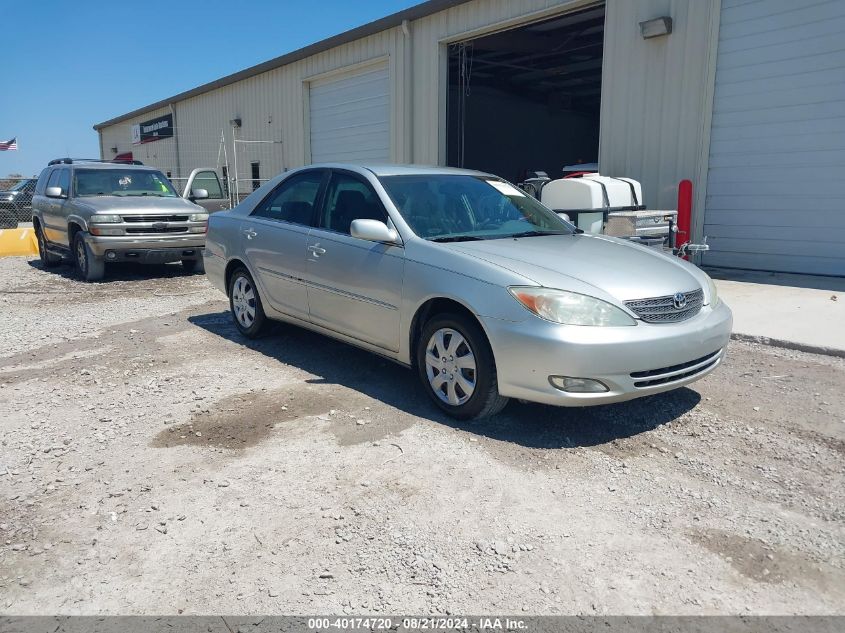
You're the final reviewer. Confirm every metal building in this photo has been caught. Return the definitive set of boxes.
[94,0,845,276]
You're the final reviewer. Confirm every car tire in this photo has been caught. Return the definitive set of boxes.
[228,267,266,338]
[182,258,204,274]
[36,224,61,268]
[417,312,509,420]
[72,232,105,282]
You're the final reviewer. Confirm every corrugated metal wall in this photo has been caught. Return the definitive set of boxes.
[99,0,721,230]
[98,0,598,179]
[599,0,720,216]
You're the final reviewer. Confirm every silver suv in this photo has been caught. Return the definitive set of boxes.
[31,159,216,281]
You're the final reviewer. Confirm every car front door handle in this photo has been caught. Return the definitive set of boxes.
[243,228,257,240]
[308,244,326,256]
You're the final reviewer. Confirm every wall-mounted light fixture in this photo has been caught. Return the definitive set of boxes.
[640,16,672,39]
[110,146,118,153]
[229,118,242,128]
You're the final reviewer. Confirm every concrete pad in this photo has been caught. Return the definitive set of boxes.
[0,227,38,257]
[708,268,845,356]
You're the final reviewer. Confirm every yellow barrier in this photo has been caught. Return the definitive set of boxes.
[0,228,39,257]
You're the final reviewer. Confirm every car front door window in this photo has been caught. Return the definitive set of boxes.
[319,172,388,235]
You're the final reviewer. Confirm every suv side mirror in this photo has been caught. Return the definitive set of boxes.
[45,186,65,198]
[350,219,400,244]
[190,188,209,200]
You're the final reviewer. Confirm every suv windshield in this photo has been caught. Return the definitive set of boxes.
[379,174,574,241]
[73,169,177,198]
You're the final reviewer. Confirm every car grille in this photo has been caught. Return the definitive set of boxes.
[122,215,190,223]
[125,226,188,234]
[624,288,703,323]
[630,349,722,388]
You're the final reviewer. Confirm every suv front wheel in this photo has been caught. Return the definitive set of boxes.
[73,233,105,282]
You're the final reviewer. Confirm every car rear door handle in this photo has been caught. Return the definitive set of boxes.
[308,244,326,256]
[243,228,257,240]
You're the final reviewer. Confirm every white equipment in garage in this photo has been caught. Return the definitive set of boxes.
[521,171,678,249]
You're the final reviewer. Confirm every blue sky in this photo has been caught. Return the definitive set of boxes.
[1,0,419,176]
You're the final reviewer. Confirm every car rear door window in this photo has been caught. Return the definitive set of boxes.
[251,171,324,226]
[319,172,388,235]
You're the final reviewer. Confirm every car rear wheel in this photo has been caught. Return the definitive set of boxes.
[228,267,266,338]
[72,233,104,281]
[417,313,509,420]
[36,224,61,268]
[182,258,204,274]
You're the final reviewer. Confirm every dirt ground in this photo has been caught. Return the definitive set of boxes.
[1,256,843,615]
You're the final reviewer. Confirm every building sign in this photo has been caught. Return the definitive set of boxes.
[131,114,173,145]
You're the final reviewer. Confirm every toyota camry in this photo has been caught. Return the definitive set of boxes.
[204,164,732,419]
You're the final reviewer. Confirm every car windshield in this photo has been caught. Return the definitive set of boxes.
[73,169,178,198]
[378,174,575,241]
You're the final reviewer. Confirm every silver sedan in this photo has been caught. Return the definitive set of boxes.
[204,164,732,419]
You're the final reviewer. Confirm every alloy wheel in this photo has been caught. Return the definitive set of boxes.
[232,275,256,328]
[75,238,87,274]
[424,327,477,405]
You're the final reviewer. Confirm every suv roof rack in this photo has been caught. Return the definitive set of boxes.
[47,158,144,166]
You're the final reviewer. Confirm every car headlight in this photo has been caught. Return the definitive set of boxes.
[3,195,13,202]
[704,273,720,308]
[90,214,121,224]
[509,287,637,326]
[189,213,209,222]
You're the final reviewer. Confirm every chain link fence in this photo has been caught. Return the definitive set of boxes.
[0,175,38,229]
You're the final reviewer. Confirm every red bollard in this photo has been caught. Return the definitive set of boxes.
[676,179,693,259]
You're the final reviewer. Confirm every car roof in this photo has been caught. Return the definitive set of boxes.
[306,163,494,178]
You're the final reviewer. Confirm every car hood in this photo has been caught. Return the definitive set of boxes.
[447,234,703,301]
[74,196,200,214]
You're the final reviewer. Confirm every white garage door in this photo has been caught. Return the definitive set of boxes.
[703,0,845,276]
[309,63,390,164]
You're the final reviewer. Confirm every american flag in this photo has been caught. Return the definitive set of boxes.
[0,138,18,151]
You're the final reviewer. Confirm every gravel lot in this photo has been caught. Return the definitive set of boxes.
[1,256,843,615]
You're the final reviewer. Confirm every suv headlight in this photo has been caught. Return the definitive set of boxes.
[189,213,209,222]
[509,287,637,326]
[704,274,720,308]
[90,214,121,224]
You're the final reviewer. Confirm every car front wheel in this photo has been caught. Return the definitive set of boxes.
[72,233,104,281]
[228,267,266,338]
[417,313,509,420]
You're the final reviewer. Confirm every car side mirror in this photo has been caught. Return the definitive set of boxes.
[190,188,209,200]
[350,219,400,244]
[45,186,65,198]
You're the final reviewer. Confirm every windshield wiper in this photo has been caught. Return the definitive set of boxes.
[508,230,572,238]
[430,235,487,243]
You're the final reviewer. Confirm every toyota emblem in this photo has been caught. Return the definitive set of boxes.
[673,292,687,309]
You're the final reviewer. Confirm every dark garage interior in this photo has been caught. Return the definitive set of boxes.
[446,4,605,184]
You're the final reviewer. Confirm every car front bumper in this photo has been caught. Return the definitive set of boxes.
[85,234,206,262]
[483,301,733,406]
